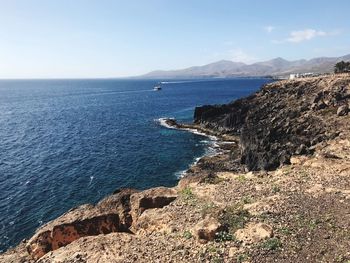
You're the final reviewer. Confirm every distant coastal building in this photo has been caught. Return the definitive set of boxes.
[289,72,318,79]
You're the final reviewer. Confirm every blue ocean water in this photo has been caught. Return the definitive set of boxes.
[0,78,271,252]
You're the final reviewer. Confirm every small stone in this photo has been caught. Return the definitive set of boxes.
[228,247,237,258]
[255,185,262,191]
[337,105,348,116]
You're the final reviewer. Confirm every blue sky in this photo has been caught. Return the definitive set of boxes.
[0,0,349,78]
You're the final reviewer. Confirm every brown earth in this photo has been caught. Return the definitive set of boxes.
[1,74,350,263]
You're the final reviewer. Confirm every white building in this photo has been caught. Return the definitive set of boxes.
[289,72,316,79]
[289,74,298,79]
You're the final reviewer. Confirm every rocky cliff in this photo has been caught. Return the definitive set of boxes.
[1,74,350,263]
[194,75,350,170]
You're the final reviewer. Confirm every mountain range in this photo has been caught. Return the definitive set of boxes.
[140,54,350,78]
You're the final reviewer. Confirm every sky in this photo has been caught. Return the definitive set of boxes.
[0,0,349,78]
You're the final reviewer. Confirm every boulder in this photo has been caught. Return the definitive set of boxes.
[192,217,223,242]
[337,105,348,116]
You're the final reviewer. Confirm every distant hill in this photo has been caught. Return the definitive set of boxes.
[140,54,350,78]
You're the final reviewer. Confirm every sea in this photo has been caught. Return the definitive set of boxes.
[0,78,272,252]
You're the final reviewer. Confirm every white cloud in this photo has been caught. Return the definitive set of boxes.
[229,48,257,63]
[287,29,327,43]
[264,26,275,33]
[273,28,340,44]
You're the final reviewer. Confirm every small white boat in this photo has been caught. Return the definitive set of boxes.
[153,83,162,91]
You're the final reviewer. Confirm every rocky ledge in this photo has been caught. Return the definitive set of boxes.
[1,74,350,263]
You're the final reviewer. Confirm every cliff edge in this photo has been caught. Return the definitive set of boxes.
[1,74,350,263]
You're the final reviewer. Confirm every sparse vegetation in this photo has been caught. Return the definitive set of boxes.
[241,196,253,204]
[237,253,249,263]
[272,184,280,193]
[204,175,227,184]
[279,226,292,235]
[308,219,321,230]
[211,257,223,263]
[334,61,350,73]
[282,166,293,175]
[180,187,195,201]
[299,169,310,180]
[236,175,247,183]
[261,238,282,251]
[206,245,224,263]
[200,202,218,218]
[219,205,251,233]
[183,230,192,239]
[214,231,235,242]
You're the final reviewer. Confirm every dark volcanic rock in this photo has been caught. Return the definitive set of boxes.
[194,97,253,133]
[194,77,350,170]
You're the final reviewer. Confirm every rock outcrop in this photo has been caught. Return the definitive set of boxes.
[19,187,178,260]
[194,75,350,170]
[27,212,120,260]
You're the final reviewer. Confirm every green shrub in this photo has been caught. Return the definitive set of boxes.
[180,187,194,200]
[183,230,192,239]
[237,253,248,263]
[219,205,251,233]
[262,238,282,251]
[214,231,235,242]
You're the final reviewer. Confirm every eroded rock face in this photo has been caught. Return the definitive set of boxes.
[97,188,138,230]
[26,189,139,260]
[194,76,350,170]
[24,187,178,260]
[27,213,120,260]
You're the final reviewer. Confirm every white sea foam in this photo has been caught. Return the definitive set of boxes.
[174,156,203,178]
[156,117,223,178]
[156,117,218,140]
[157,117,176,129]
[88,176,94,186]
[219,141,236,144]
[182,127,218,141]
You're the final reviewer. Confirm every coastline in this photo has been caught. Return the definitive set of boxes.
[157,117,234,178]
[2,74,350,262]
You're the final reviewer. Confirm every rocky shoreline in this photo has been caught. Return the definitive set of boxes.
[1,74,350,262]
